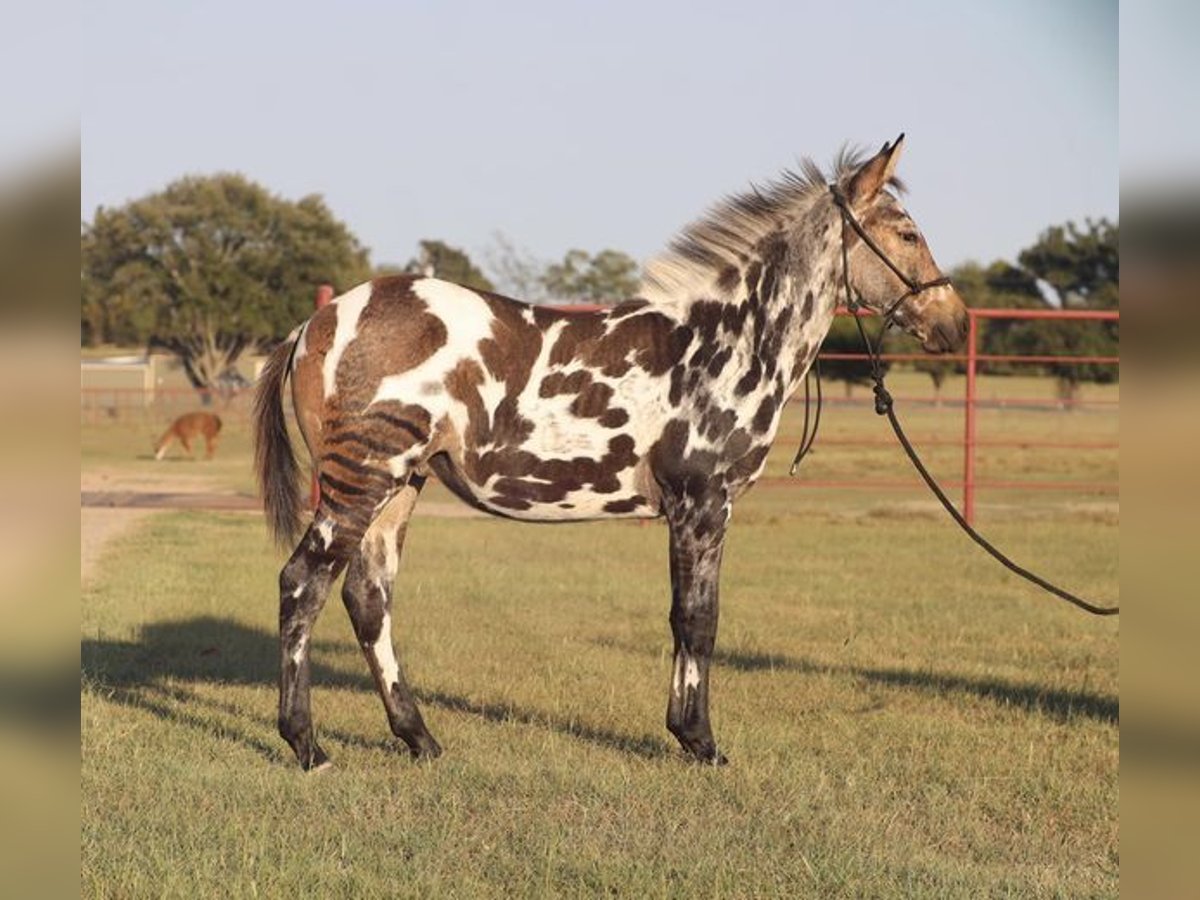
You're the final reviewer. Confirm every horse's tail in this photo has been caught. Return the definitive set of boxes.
[254,335,303,547]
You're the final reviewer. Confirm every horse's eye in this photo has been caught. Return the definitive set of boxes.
[900,232,920,245]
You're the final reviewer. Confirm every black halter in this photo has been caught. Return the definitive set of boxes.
[828,183,952,325]
[788,183,1117,617]
[789,183,950,474]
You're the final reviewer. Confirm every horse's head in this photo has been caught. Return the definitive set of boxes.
[837,135,969,353]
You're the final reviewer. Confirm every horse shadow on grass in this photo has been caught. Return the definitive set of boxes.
[592,639,1117,726]
[80,615,671,764]
[711,647,1119,726]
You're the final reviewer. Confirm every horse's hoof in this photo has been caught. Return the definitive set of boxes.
[699,748,728,766]
[297,743,331,772]
[681,743,728,766]
[408,736,443,760]
[309,758,334,774]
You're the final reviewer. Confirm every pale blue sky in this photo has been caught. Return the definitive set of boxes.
[77,0,1117,277]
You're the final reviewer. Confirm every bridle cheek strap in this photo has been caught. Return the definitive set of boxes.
[829,184,950,326]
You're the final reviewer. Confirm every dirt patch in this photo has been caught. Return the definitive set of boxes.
[81,509,151,585]
[80,466,486,585]
[81,467,229,495]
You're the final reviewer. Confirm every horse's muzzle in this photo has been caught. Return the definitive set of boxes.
[921,307,969,354]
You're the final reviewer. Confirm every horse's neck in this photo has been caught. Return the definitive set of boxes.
[676,204,842,409]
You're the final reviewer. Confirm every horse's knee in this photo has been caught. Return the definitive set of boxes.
[342,560,387,646]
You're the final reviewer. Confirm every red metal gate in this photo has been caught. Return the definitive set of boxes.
[821,307,1119,525]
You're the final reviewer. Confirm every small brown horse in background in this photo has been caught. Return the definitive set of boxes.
[254,136,968,770]
[154,411,222,460]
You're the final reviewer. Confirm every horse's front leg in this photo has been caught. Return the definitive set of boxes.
[664,487,730,765]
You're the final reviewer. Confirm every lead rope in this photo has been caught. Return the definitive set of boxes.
[788,185,1118,617]
[787,359,822,476]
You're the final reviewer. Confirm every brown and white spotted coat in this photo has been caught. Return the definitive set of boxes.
[255,136,968,769]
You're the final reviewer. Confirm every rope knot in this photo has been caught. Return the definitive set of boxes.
[872,382,893,415]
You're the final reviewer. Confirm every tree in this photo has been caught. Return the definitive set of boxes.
[542,248,640,302]
[998,220,1119,403]
[82,173,371,392]
[818,314,890,398]
[406,240,493,291]
[1017,219,1118,309]
[482,232,548,301]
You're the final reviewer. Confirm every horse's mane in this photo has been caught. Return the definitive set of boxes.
[640,145,904,303]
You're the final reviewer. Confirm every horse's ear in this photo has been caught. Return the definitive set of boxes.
[846,133,905,208]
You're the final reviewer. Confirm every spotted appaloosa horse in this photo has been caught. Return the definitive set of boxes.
[254,136,968,770]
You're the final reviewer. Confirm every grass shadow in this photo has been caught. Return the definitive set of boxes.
[603,639,1118,726]
[418,688,671,760]
[81,615,670,762]
[722,650,1117,725]
[854,663,1119,725]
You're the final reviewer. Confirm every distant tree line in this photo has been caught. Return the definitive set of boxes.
[81,172,1116,402]
[81,173,641,394]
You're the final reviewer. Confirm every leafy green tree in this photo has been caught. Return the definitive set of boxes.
[371,261,408,278]
[81,173,370,391]
[1018,219,1118,310]
[542,248,640,302]
[406,240,494,291]
[995,220,1118,402]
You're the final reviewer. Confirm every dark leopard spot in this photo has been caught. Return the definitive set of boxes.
[603,496,646,514]
[752,397,776,434]
[598,408,629,428]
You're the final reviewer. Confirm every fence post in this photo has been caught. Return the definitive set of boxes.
[311,284,335,510]
[962,312,978,526]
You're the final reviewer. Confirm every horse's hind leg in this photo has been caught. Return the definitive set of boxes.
[277,513,352,770]
[341,473,442,759]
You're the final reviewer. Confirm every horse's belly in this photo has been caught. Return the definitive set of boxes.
[485,486,657,522]
[427,454,658,522]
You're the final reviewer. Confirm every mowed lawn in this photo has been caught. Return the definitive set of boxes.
[81,378,1119,898]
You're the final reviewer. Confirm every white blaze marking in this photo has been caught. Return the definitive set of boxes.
[291,633,308,666]
[386,447,420,478]
[323,282,374,398]
[383,535,399,578]
[316,520,334,549]
[372,612,400,688]
[684,658,701,691]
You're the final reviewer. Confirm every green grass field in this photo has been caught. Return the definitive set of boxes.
[81,373,1119,897]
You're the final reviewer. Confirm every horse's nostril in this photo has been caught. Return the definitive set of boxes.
[931,317,964,352]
